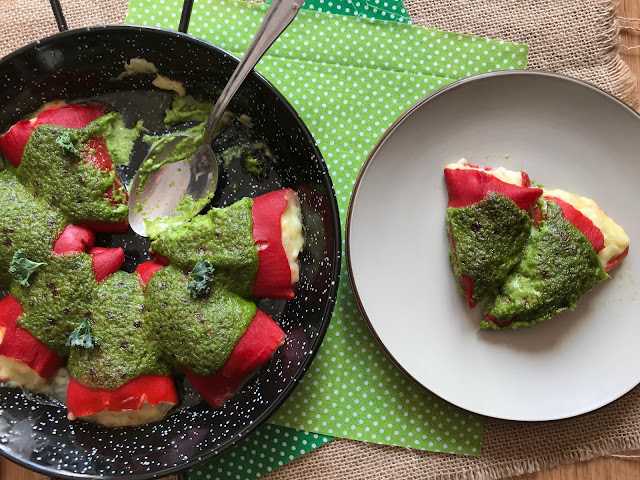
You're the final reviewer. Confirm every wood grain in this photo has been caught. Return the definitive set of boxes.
[2,0,640,479]
[620,0,640,107]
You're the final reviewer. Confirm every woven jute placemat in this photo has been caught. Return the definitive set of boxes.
[1,1,639,479]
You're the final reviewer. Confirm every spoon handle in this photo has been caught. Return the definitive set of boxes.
[203,0,304,143]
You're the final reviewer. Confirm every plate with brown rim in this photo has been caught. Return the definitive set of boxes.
[347,71,640,421]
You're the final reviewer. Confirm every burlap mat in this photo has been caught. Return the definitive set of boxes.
[1,1,639,479]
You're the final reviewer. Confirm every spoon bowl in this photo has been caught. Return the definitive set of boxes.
[128,140,218,236]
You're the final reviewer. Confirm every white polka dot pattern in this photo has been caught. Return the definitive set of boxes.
[127,0,529,456]
[189,424,331,479]
[301,0,413,24]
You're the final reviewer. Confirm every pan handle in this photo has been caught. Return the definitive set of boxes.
[49,0,68,32]
[178,0,195,33]
[47,0,195,34]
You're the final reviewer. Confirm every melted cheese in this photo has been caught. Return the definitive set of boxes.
[68,401,175,427]
[543,188,630,266]
[44,368,70,404]
[281,190,304,284]
[0,356,47,391]
[445,158,524,186]
[152,74,187,97]
[112,58,186,97]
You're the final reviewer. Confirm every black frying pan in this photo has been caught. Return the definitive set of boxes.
[0,1,341,478]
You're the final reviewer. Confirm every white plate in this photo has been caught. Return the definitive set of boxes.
[346,71,640,421]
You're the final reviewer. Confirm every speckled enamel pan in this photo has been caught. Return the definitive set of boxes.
[0,9,341,480]
[347,70,640,422]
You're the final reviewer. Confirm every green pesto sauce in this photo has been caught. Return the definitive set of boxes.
[145,265,256,376]
[150,197,258,298]
[87,111,144,166]
[163,94,213,124]
[144,193,214,239]
[0,169,66,288]
[482,199,609,329]
[18,124,128,224]
[11,253,97,357]
[67,271,171,390]
[446,192,532,304]
[138,123,205,188]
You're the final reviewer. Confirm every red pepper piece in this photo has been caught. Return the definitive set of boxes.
[0,104,107,168]
[1,104,128,231]
[532,204,546,226]
[88,247,125,283]
[52,224,95,255]
[184,309,285,408]
[444,168,542,211]
[605,246,629,271]
[251,189,297,299]
[34,104,107,129]
[457,162,533,187]
[0,296,63,380]
[66,374,178,419]
[484,313,517,329]
[460,275,475,309]
[546,197,605,252]
[79,136,129,233]
[153,253,171,266]
[135,260,167,287]
[0,120,35,167]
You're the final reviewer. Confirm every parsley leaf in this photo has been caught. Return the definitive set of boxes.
[66,318,98,349]
[9,250,46,286]
[187,259,215,298]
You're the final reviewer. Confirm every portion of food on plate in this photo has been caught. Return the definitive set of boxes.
[443,160,630,330]
[482,189,629,329]
[444,159,542,308]
[0,98,304,426]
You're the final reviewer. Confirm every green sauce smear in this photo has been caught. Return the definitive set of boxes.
[482,199,609,329]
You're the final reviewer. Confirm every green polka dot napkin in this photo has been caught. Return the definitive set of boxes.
[292,0,412,23]
[189,424,331,479]
[127,0,529,475]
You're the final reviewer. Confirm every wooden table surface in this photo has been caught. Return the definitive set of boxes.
[2,0,640,479]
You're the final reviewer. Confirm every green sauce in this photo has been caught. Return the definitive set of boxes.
[88,111,144,166]
[139,123,205,185]
[11,253,97,357]
[150,197,258,298]
[145,265,256,376]
[18,124,128,224]
[67,272,170,390]
[163,94,213,124]
[0,102,274,393]
[482,199,609,329]
[0,169,66,288]
[144,193,214,238]
[447,192,532,304]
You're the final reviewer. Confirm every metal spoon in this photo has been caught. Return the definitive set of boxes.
[128,0,305,237]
